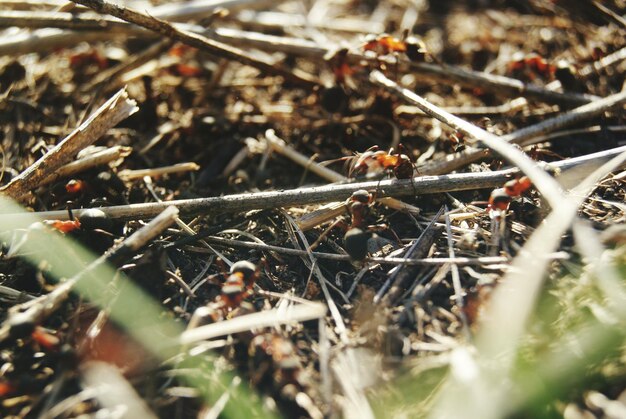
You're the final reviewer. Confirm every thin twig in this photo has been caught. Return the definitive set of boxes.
[187,234,516,266]
[444,207,471,341]
[0,88,137,200]
[72,0,320,88]
[12,145,626,222]
[118,162,200,181]
[39,146,132,187]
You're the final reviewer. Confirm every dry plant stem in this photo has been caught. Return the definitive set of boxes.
[18,144,626,222]
[234,10,385,34]
[444,208,471,341]
[118,162,200,181]
[71,0,320,88]
[211,28,596,106]
[179,302,326,345]
[579,46,626,78]
[0,88,137,200]
[86,40,172,91]
[0,206,179,344]
[198,235,511,266]
[0,0,65,8]
[39,146,132,187]
[370,70,604,214]
[408,62,597,106]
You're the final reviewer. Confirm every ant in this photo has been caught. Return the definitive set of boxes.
[487,176,532,216]
[361,32,429,63]
[507,53,555,82]
[187,261,259,328]
[349,145,415,180]
[342,190,400,261]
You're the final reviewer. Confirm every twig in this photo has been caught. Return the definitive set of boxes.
[0,206,179,344]
[0,10,129,30]
[14,145,626,222]
[0,88,137,200]
[234,10,385,34]
[118,162,200,181]
[444,207,471,341]
[71,0,320,88]
[39,146,132,187]
[579,46,626,78]
[189,234,514,266]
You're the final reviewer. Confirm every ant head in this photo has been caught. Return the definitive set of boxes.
[230,260,256,276]
[489,188,512,211]
[350,189,373,204]
[404,37,427,62]
[230,260,258,288]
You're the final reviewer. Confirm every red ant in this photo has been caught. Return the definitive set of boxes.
[187,261,259,328]
[349,145,415,180]
[362,33,429,62]
[487,176,532,215]
[507,53,555,81]
[342,189,400,261]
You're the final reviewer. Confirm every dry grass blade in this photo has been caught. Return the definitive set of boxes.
[179,302,326,345]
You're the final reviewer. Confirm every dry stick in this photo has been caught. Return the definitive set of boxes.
[195,235,512,266]
[234,10,385,34]
[371,69,625,213]
[0,0,66,9]
[0,206,179,344]
[210,28,597,106]
[39,146,132,187]
[71,0,320,88]
[14,144,626,222]
[0,88,137,200]
[117,162,200,181]
[0,10,129,30]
